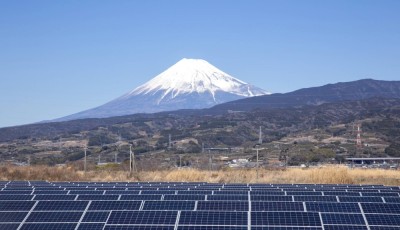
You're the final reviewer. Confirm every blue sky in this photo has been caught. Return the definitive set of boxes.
[0,1,399,128]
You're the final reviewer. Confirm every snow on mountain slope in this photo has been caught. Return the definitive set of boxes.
[56,58,270,121]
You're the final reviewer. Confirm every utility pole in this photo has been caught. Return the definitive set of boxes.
[168,134,172,149]
[208,149,212,171]
[179,155,183,168]
[129,144,136,174]
[115,152,117,164]
[258,126,262,145]
[84,145,87,173]
[252,146,267,181]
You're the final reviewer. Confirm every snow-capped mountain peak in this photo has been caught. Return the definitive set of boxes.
[56,58,270,121]
[124,58,268,104]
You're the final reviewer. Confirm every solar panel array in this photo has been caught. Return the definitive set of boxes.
[1,181,400,230]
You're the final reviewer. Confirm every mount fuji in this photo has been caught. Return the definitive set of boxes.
[58,58,270,121]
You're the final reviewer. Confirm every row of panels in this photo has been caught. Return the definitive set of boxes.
[0,194,399,203]
[1,200,400,213]
[1,211,400,227]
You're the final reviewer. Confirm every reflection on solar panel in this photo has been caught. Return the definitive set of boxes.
[1,180,399,229]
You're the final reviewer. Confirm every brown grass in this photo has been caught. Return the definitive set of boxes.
[1,165,400,185]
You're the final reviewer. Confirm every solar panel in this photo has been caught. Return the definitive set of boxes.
[34,201,88,211]
[141,190,176,195]
[78,195,119,200]
[179,211,247,226]
[82,211,110,222]
[251,227,322,230]
[178,191,213,195]
[369,227,400,230]
[178,226,247,230]
[163,195,205,201]
[251,202,304,212]
[20,223,77,230]
[104,190,140,195]
[362,203,400,214]
[323,192,361,197]
[251,195,293,202]
[107,211,177,225]
[207,195,248,201]
[0,223,20,230]
[366,214,400,226]
[142,201,195,211]
[383,197,400,203]
[306,202,361,213]
[362,192,399,197]
[250,191,285,196]
[34,195,76,200]
[287,191,323,196]
[120,195,162,201]
[69,191,104,195]
[88,201,141,211]
[0,201,35,211]
[0,212,28,222]
[321,213,366,225]
[323,226,368,230]
[104,226,175,230]
[33,190,68,195]
[77,223,105,230]
[197,201,248,211]
[339,196,384,203]
[251,212,321,226]
[26,211,84,222]
[294,196,338,202]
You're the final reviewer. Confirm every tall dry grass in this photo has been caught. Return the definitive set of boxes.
[1,165,399,185]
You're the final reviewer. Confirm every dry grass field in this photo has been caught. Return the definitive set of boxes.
[1,165,400,185]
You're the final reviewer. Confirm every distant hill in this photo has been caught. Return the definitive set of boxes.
[210,79,400,112]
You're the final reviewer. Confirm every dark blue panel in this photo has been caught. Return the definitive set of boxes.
[321,213,365,225]
[179,227,247,230]
[104,191,140,195]
[163,195,205,201]
[339,197,383,203]
[0,201,35,211]
[207,195,248,201]
[82,212,110,222]
[33,190,68,195]
[89,201,141,211]
[105,226,175,230]
[34,195,76,200]
[78,195,119,200]
[324,192,361,197]
[197,201,248,211]
[287,191,322,196]
[77,223,105,230]
[384,197,400,203]
[362,192,399,197]
[26,211,83,222]
[0,224,19,230]
[323,225,368,230]
[366,214,400,226]
[143,201,195,211]
[179,211,247,225]
[177,191,213,195]
[251,202,303,212]
[306,202,361,213]
[69,191,104,195]
[141,190,176,195]
[251,196,293,202]
[370,227,400,230]
[294,196,337,202]
[251,212,321,226]
[250,191,285,196]
[0,195,34,200]
[20,223,77,230]
[251,227,322,230]
[34,201,88,211]
[120,195,162,201]
[362,203,400,214]
[0,212,28,222]
[107,211,177,225]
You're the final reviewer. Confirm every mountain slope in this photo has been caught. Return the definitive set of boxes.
[58,59,269,121]
[210,79,400,112]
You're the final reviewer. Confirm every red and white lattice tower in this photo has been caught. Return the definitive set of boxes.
[356,124,362,148]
